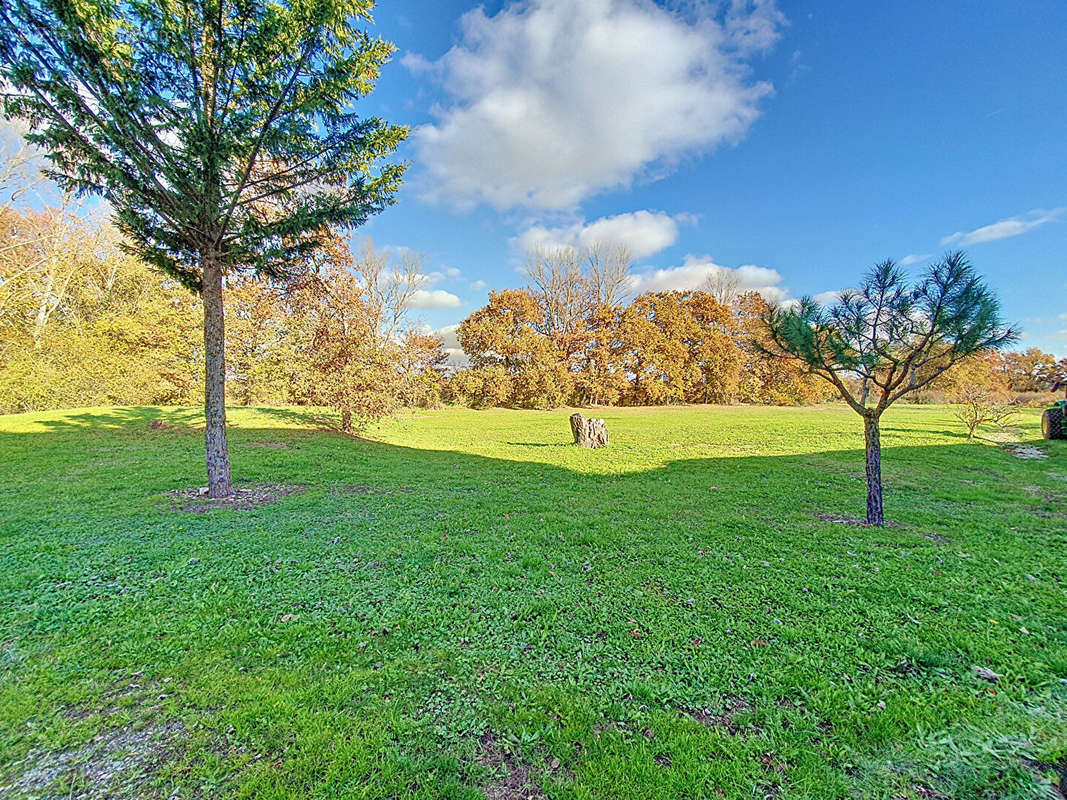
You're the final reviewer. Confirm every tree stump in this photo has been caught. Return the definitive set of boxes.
[570,413,609,448]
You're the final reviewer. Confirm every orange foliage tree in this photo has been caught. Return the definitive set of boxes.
[457,289,572,408]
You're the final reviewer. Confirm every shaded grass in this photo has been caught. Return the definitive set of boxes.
[0,403,1065,799]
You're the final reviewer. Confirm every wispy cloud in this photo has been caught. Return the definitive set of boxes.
[898,253,931,266]
[941,207,1064,246]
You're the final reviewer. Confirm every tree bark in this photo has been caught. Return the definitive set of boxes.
[863,412,884,525]
[570,413,609,448]
[202,253,233,497]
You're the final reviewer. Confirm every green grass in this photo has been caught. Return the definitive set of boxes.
[0,403,1065,799]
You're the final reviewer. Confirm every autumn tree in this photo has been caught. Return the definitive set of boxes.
[0,203,86,347]
[286,243,392,432]
[685,292,742,404]
[945,356,1016,440]
[1036,357,1067,391]
[458,289,571,408]
[0,0,406,495]
[995,347,1059,392]
[521,242,634,405]
[396,328,448,408]
[617,291,741,405]
[574,302,629,406]
[282,235,443,430]
[761,253,1016,525]
[576,243,633,405]
[0,213,200,411]
[733,292,832,405]
[225,275,289,407]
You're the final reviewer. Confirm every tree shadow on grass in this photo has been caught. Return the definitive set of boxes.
[3,405,1061,527]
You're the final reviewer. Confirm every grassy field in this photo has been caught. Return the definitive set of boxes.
[0,403,1065,799]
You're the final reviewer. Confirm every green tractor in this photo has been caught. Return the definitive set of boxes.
[1042,381,1066,440]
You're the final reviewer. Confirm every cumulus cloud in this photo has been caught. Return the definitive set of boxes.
[941,207,1064,246]
[470,279,487,291]
[408,289,462,309]
[629,254,789,303]
[410,0,783,209]
[517,210,682,258]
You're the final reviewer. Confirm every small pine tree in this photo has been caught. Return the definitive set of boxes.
[760,252,1016,524]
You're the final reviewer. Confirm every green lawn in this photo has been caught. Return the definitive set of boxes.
[0,403,1065,799]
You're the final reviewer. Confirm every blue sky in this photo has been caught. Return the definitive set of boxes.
[347,0,1067,356]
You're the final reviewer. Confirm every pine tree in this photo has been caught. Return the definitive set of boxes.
[760,252,1016,524]
[0,0,407,495]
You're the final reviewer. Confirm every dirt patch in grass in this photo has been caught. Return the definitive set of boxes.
[1022,485,1066,503]
[3,720,184,799]
[1022,757,1067,799]
[755,750,790,798]
[163,483,306,512]
[682,697,759,736]
[477,733,549,800]
[1007,445,1048,460]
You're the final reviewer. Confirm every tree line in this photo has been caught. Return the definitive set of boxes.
[0,209,446,427]
[6,208,1059,424]
[452,245,834,409]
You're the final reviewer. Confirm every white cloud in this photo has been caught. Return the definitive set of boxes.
[898,253,931,266]
[811,289,845,306]
[435,323,469,366]
[517,210,682,258]
[408,289,462,309]
[470,279,487,291]
[941,207,1065,246]
[629,254,789,303]
[437,323,461,349]
[410,0,783,209]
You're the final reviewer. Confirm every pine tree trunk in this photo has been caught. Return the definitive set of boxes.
[202,254,233,498]
[863,412,884,525]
